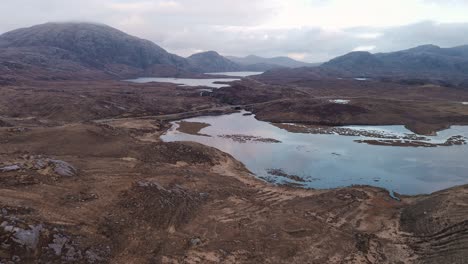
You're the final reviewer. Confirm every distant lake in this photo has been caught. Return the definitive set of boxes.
[162,111,468,196]
[125,72,262,88]
[125,77,240,88]
[206,72,264,77]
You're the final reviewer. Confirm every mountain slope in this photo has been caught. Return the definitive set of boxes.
[187,51,241,72]
[227,55,318,69]
[321,44,468,79]
[0,22,196,80]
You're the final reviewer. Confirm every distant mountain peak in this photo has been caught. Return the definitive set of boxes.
[187,50,240,72]
[245,55,262,59]
[188,50,221,58]
[344,51,373,56]
[404,44,441,53]
[321,43,468,80]
[42,21,111,27]
[323,51,381,72]
[228,55,317,69]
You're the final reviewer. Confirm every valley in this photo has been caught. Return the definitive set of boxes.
[1,74,468,263]
[1,22,468,264]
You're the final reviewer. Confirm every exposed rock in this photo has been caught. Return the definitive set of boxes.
[48,159,77,177]
[0,164,22,172]
[0,156,77,178]
[6,127,30,133]
[2,222,43,250]
[0,206,108,263]
[189,237,202,247]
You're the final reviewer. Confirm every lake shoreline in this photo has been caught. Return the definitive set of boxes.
[162,111,468,196]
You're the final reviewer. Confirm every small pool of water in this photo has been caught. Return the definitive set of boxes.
[162,111,468,195]
[125,77,240,88]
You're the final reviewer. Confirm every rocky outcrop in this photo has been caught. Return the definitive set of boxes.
[0,156,77,178]
[0,206,108,263]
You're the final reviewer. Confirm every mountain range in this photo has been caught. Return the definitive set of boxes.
[0,22,312,81]
[321,44,468,81]
[1,22,468,85]
[227,55,320,70]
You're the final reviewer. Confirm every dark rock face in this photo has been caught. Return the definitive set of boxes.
[187,51,241,72]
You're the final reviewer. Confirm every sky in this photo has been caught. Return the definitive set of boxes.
[1,0,468,62]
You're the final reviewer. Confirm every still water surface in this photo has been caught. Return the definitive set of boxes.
[126,72,262,88]
[162,111,468,195]
[206,72,263,77]
[125,77,240,88]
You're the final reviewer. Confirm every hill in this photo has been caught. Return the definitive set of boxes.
[0,22,320,81]
[227,55,319,69]
[186,52,316,73]
[0,22,196,80]
[187,51,241,72]
[321,44,468,81]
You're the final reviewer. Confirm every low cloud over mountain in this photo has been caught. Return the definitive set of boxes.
[2,1,468,62]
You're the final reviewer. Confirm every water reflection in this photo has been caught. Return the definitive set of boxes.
[125,77,240,88]
[162,111,468,195]
[206,72,263,77]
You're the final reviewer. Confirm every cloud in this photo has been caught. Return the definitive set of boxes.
[355,33,383,39]
[0,1,468,62]
[288,53,308,60]
[353,46,376,52]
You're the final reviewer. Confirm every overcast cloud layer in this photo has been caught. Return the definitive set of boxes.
[1,0,468,62]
